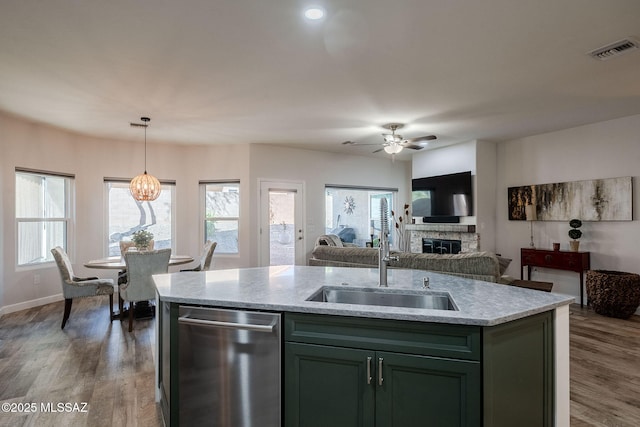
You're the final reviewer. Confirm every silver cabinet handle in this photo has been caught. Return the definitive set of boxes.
[178,314,275,332]
[378,357,384,386]
[367,356,372,384]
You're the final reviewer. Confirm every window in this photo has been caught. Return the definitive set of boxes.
[325,186,396,247]
[15,169,74,266]
[202,181,240,254]
[105,180,176,257]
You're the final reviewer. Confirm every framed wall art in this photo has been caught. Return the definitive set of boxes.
[508,176,632,221]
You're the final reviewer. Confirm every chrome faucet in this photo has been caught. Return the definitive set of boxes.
[378,198,398,287]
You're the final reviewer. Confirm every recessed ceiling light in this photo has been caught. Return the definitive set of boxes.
[304,7,325,20]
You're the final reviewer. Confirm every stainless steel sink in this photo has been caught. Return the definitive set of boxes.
[306,287,457,310]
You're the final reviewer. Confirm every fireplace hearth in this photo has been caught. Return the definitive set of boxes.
[407,224,480,253]
[422,238,462,254]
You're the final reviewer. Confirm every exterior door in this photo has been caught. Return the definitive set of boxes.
[259,180,305,266]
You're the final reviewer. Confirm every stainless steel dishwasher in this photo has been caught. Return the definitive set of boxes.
[178,306,281,427]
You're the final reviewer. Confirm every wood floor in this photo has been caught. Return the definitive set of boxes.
[0,299,639,426]
[0,298,162,427]
[569,305,640,427]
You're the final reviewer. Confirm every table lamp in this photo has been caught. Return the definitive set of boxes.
[525,204,537,248]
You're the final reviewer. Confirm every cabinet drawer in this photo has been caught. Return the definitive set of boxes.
[522,249,588,272]
[522,252,561,268]
[284,313,480,361]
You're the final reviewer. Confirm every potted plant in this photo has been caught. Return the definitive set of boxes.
[132,229,154,251]
[568,219,582,252]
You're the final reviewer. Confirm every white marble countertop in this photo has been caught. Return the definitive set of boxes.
[153,265,573,326]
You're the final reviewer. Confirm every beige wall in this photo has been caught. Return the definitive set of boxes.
[0,112,411,313]
[496,114,640,305]
[411,114,640,309]
[4,109,639,313]
[247,144,412,268]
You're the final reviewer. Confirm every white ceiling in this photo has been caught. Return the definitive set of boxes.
[1,0,639,159]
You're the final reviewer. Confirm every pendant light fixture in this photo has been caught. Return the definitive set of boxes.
[130,116,161,201]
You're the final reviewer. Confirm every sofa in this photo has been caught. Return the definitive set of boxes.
[309,235,511,284]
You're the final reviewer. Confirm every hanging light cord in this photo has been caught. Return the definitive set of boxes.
[129,116,161,201]
[141,116,150,173]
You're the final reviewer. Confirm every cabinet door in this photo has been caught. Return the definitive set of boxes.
[375,352,481,427]
[285,342,375,427]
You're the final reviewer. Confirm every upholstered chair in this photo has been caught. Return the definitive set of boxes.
[181,241,217,272]
[51,246,115,329]
[120,248,171,332]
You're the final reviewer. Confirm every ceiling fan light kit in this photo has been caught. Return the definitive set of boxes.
[341,122,436,156]
[383,144,403,154]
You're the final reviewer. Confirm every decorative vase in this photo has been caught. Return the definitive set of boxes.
[569,240,580,252]
[134,239,154,252]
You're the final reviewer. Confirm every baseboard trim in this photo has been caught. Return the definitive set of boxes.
[0,293,64,317]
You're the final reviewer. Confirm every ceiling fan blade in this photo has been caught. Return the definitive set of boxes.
[372,148,384,153]
[403,144,424,150]
[405,135,437,144]
[345,142,386,147]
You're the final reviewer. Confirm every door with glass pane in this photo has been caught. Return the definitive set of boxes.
[259,180,304,266]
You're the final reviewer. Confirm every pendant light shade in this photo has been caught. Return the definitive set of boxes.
[130,171,161,201]
[130,117,161,201]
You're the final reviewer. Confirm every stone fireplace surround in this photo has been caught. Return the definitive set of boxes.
[406,223,479,253]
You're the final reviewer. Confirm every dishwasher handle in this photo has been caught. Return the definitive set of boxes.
[178,314,276,333]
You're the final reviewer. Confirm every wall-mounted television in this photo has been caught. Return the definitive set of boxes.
[411,171,473,222]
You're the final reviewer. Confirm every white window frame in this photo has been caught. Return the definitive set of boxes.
[15,168,75,269]
[104,178,177,257]
[200,180,240,255]
[324,185,398,248]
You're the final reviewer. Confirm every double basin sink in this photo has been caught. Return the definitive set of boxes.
[306,286,457,311]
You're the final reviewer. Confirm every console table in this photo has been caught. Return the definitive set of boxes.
[521,248,591,307]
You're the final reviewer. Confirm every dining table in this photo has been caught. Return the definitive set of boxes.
[84,254,194,320]
[84,254,194,270]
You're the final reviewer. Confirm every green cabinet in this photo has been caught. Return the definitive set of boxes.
[376,351,480,426]
[483,311,555,427]
[284,311,553,427]
[284,314,482,427]
[158,301,179,427]
[285,343,375,427]
[161,304,554,427]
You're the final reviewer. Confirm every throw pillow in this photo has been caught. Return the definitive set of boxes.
[496,256,512,275]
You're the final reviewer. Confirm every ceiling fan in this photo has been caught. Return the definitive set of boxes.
[342,123,437,155]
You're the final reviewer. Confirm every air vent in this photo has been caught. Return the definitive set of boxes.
[588,37,639,60]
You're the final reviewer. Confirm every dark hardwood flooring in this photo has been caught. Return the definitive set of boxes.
[0,297,161,427]
[569,305,640,427]
[0,298,638,426]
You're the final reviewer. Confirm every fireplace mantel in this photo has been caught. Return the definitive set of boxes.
[406,224,476,233]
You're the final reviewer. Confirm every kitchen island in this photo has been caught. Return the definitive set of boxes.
[154,265,573,427]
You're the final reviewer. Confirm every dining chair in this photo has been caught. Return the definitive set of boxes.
[120,248,171,332]
[181,241,218,272]
[51,246,115,329]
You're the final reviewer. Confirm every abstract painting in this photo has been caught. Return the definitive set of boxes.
[508,176,632,221]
